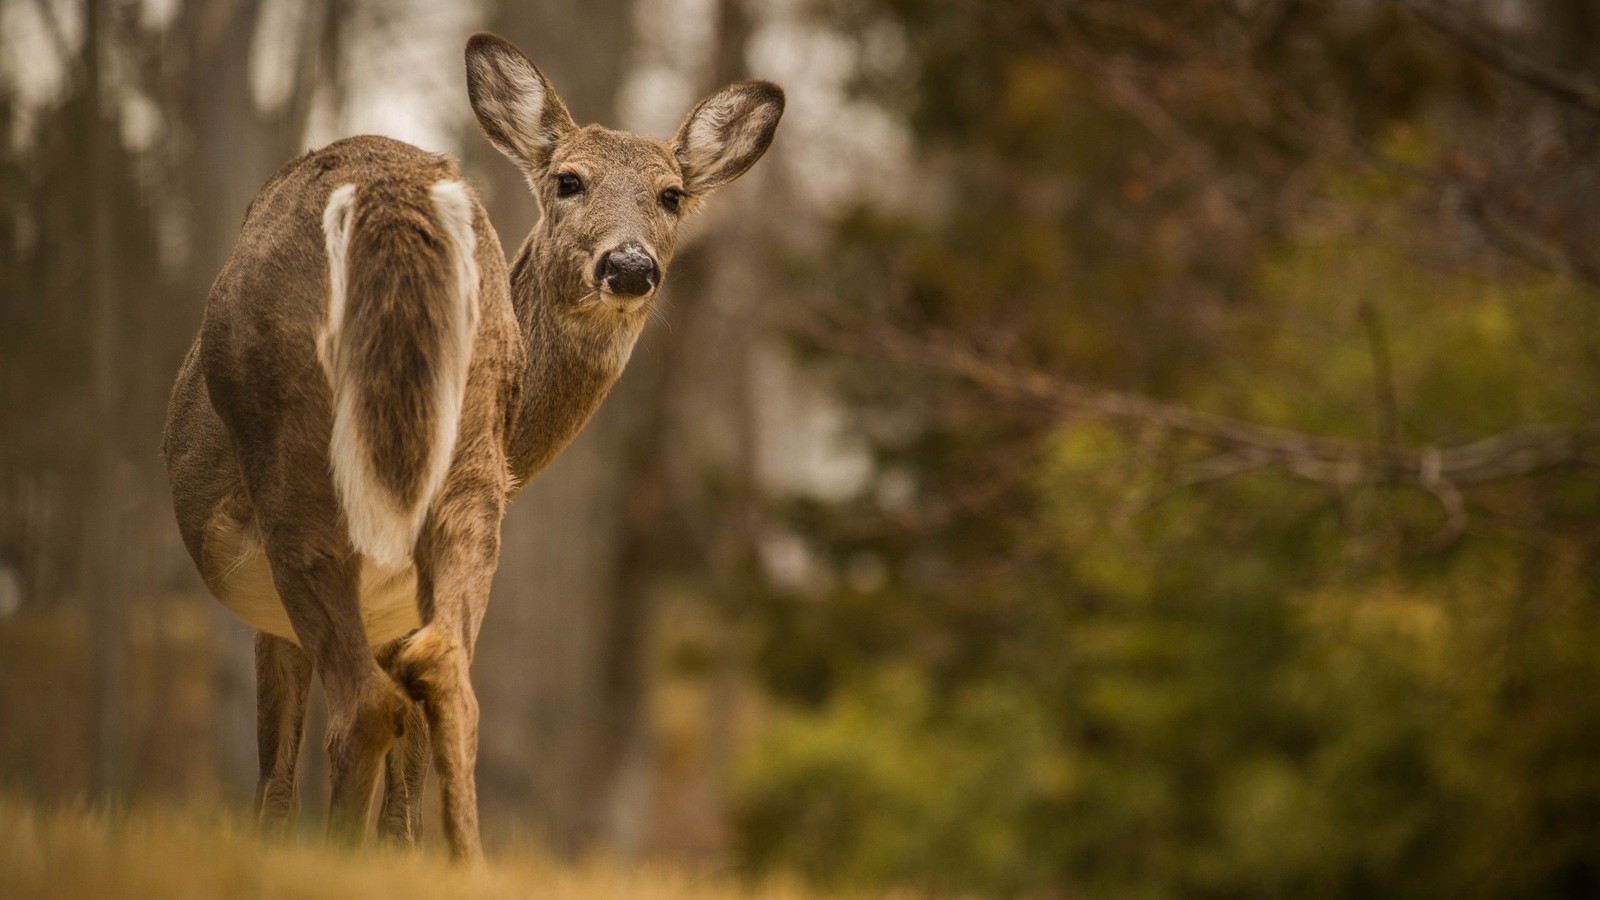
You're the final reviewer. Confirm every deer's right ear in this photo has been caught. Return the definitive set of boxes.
[465,33,575,171]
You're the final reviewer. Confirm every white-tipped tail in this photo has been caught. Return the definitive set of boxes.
[318,181,480,567]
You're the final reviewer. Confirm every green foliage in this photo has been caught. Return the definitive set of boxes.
[735,668,1060,895]
[735,2,1600,897]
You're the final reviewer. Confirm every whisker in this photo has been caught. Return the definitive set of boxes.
[648,304,672,332]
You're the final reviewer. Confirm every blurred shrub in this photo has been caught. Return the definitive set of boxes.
[732,2,1600,895]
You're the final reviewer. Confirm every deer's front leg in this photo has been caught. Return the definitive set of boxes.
[253,630,312,833]
[393,478,502,863]
[377,636,430,846]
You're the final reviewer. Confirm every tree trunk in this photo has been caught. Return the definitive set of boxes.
[84,0,131,804]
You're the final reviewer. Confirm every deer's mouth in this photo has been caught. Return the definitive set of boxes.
[597,286,655,315]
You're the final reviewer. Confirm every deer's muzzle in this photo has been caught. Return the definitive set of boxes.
[596,242,660,298]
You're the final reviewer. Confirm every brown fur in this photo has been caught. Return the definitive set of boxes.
[340,178,455,507]
[161,33,783,860]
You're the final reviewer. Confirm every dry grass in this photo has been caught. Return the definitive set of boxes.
[0,797,868,900]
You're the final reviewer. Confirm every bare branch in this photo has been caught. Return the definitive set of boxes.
[1461,188,1600,292]
[808,320,1600,491]
[1403,0,1600,116]
[1419,450,1469,548]
[1116,450,1276,519]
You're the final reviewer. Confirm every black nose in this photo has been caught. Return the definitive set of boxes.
[596,242,660,297]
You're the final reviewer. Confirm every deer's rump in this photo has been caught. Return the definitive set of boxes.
[164,136,485,644]
[318,173,480,567]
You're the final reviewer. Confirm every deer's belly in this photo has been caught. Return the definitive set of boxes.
[201,515,422,646]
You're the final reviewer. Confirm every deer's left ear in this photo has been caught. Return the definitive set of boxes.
[673,81,785,195]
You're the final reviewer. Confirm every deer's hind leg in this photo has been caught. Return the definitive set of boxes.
[391,475,504,862]
[262,527,411,846]
[377,637,430,846]
[253,631,312,833]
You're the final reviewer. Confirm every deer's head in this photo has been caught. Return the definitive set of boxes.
[466,33,784,316]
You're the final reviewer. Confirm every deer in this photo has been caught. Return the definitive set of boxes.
[160,32,783,861]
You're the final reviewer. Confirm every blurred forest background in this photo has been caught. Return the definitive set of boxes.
[4,0,1600,896]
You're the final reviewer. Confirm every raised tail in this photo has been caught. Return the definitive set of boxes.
[318,178,480,567]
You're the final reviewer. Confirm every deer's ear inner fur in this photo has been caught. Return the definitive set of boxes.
[673,81,785,194]
[465,32,576,171]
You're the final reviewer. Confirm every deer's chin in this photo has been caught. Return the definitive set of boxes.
[597,289,654,316]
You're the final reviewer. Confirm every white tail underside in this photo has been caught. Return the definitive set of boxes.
[317,181,480,567]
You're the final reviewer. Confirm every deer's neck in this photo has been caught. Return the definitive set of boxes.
[504,228,648,488]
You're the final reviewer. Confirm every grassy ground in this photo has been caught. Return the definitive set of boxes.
[0,797,872,900]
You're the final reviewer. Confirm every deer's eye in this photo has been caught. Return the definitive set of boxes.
[555,172,584,197]
[660,188,684,214]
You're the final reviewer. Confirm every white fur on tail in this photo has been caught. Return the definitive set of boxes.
[318,181,480,567]
[420,179,481,530]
